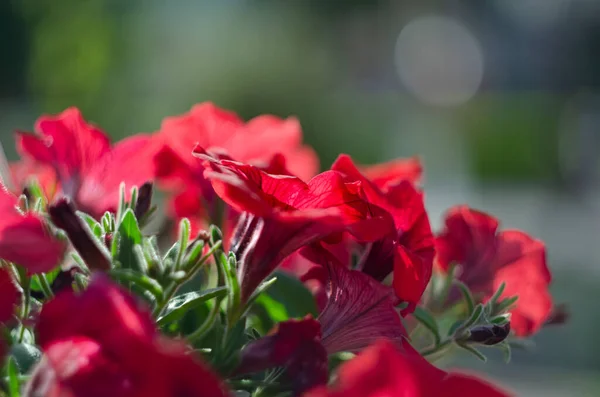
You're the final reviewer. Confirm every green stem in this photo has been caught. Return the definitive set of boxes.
[36,274,55,299]
[18,277,31,343]
[187,298,222,343]
[420,339,453,358]
[152,241,222,318]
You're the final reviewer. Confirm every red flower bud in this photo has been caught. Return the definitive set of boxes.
[48,199,111,271]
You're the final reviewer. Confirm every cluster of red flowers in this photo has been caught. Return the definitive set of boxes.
[0,104,559,396]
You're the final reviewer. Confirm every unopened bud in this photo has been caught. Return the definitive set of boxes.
[48,199,111,271]
[467,322,511,346]
[134,182,153,220]
[103,233,113,249]
[545,304,569,326]
[196,230,211,242]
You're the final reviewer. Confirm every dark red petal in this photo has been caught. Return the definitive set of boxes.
[0,268,19,324]
[317,251,408,354]
[48,199,110,272]
[237,317,328,395]
[237,316,323,373]
[235,210,345,302]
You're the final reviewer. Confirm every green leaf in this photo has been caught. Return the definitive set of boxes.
[6,356,20,397]
[109,269,163,300]
[497,342,512,363]
[27,178,47,210]
[251,294,288,334]
[413,307,441,345]
[488,282,506,306]
[157,288,228,327]
[453,304,484,339]
[77,211,102,234]
[458,342,487,362]
[112,209,143,270]
[174,218,191,271]
[494,296,519,314]
[185,240,206,269]
[101,212,114,234]
[30,267,60,292]
[223,253,241,323]
[249,271,318,331]
[454,280,475,315]
[490,314,510,325]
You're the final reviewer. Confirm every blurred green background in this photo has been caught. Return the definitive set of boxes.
[2,0,600,394]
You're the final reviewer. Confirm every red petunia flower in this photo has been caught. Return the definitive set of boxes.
[10,160,58,201]
[27,275,228,397]
[196,149,392,303]
[361,156,423,190]
[153,102,319,233]
[16,107,156,218]
[237,316,328,395]
[238,247,409,393]
[305,339,512,397]
[331,155,435,311]
[0,184,66,273]
[436,205,552,336]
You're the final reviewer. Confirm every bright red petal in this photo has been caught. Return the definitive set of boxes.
[77,134,157,217]
[0,185,66,273]
[37,275,156,359]
[304,339,512,397]
[435,206,553,336]
[361,156,423,189]
[16,108,110,195]
[436,205,499,272]
[492,230,552,336]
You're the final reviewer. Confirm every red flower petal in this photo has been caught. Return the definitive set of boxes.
[0,185,66,273]
[16,107,110,197]
[76,134,158,216]
[233,211,345,302]
[493,230,552,336]
[332,155,435,309]
[361,156,423,189]
[0,267,19,324]
[10,160,58,201]
[197,153,391,301]
[305,339,512,397]
[158,102,318,181]
[436,206,552,336]
[316,249,409,354]
[33,276,228,397]
[37,275,156,356]
[15,108,156,218]
[237,316,328,394]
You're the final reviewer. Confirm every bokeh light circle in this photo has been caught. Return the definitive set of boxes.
[395,16,484,107]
